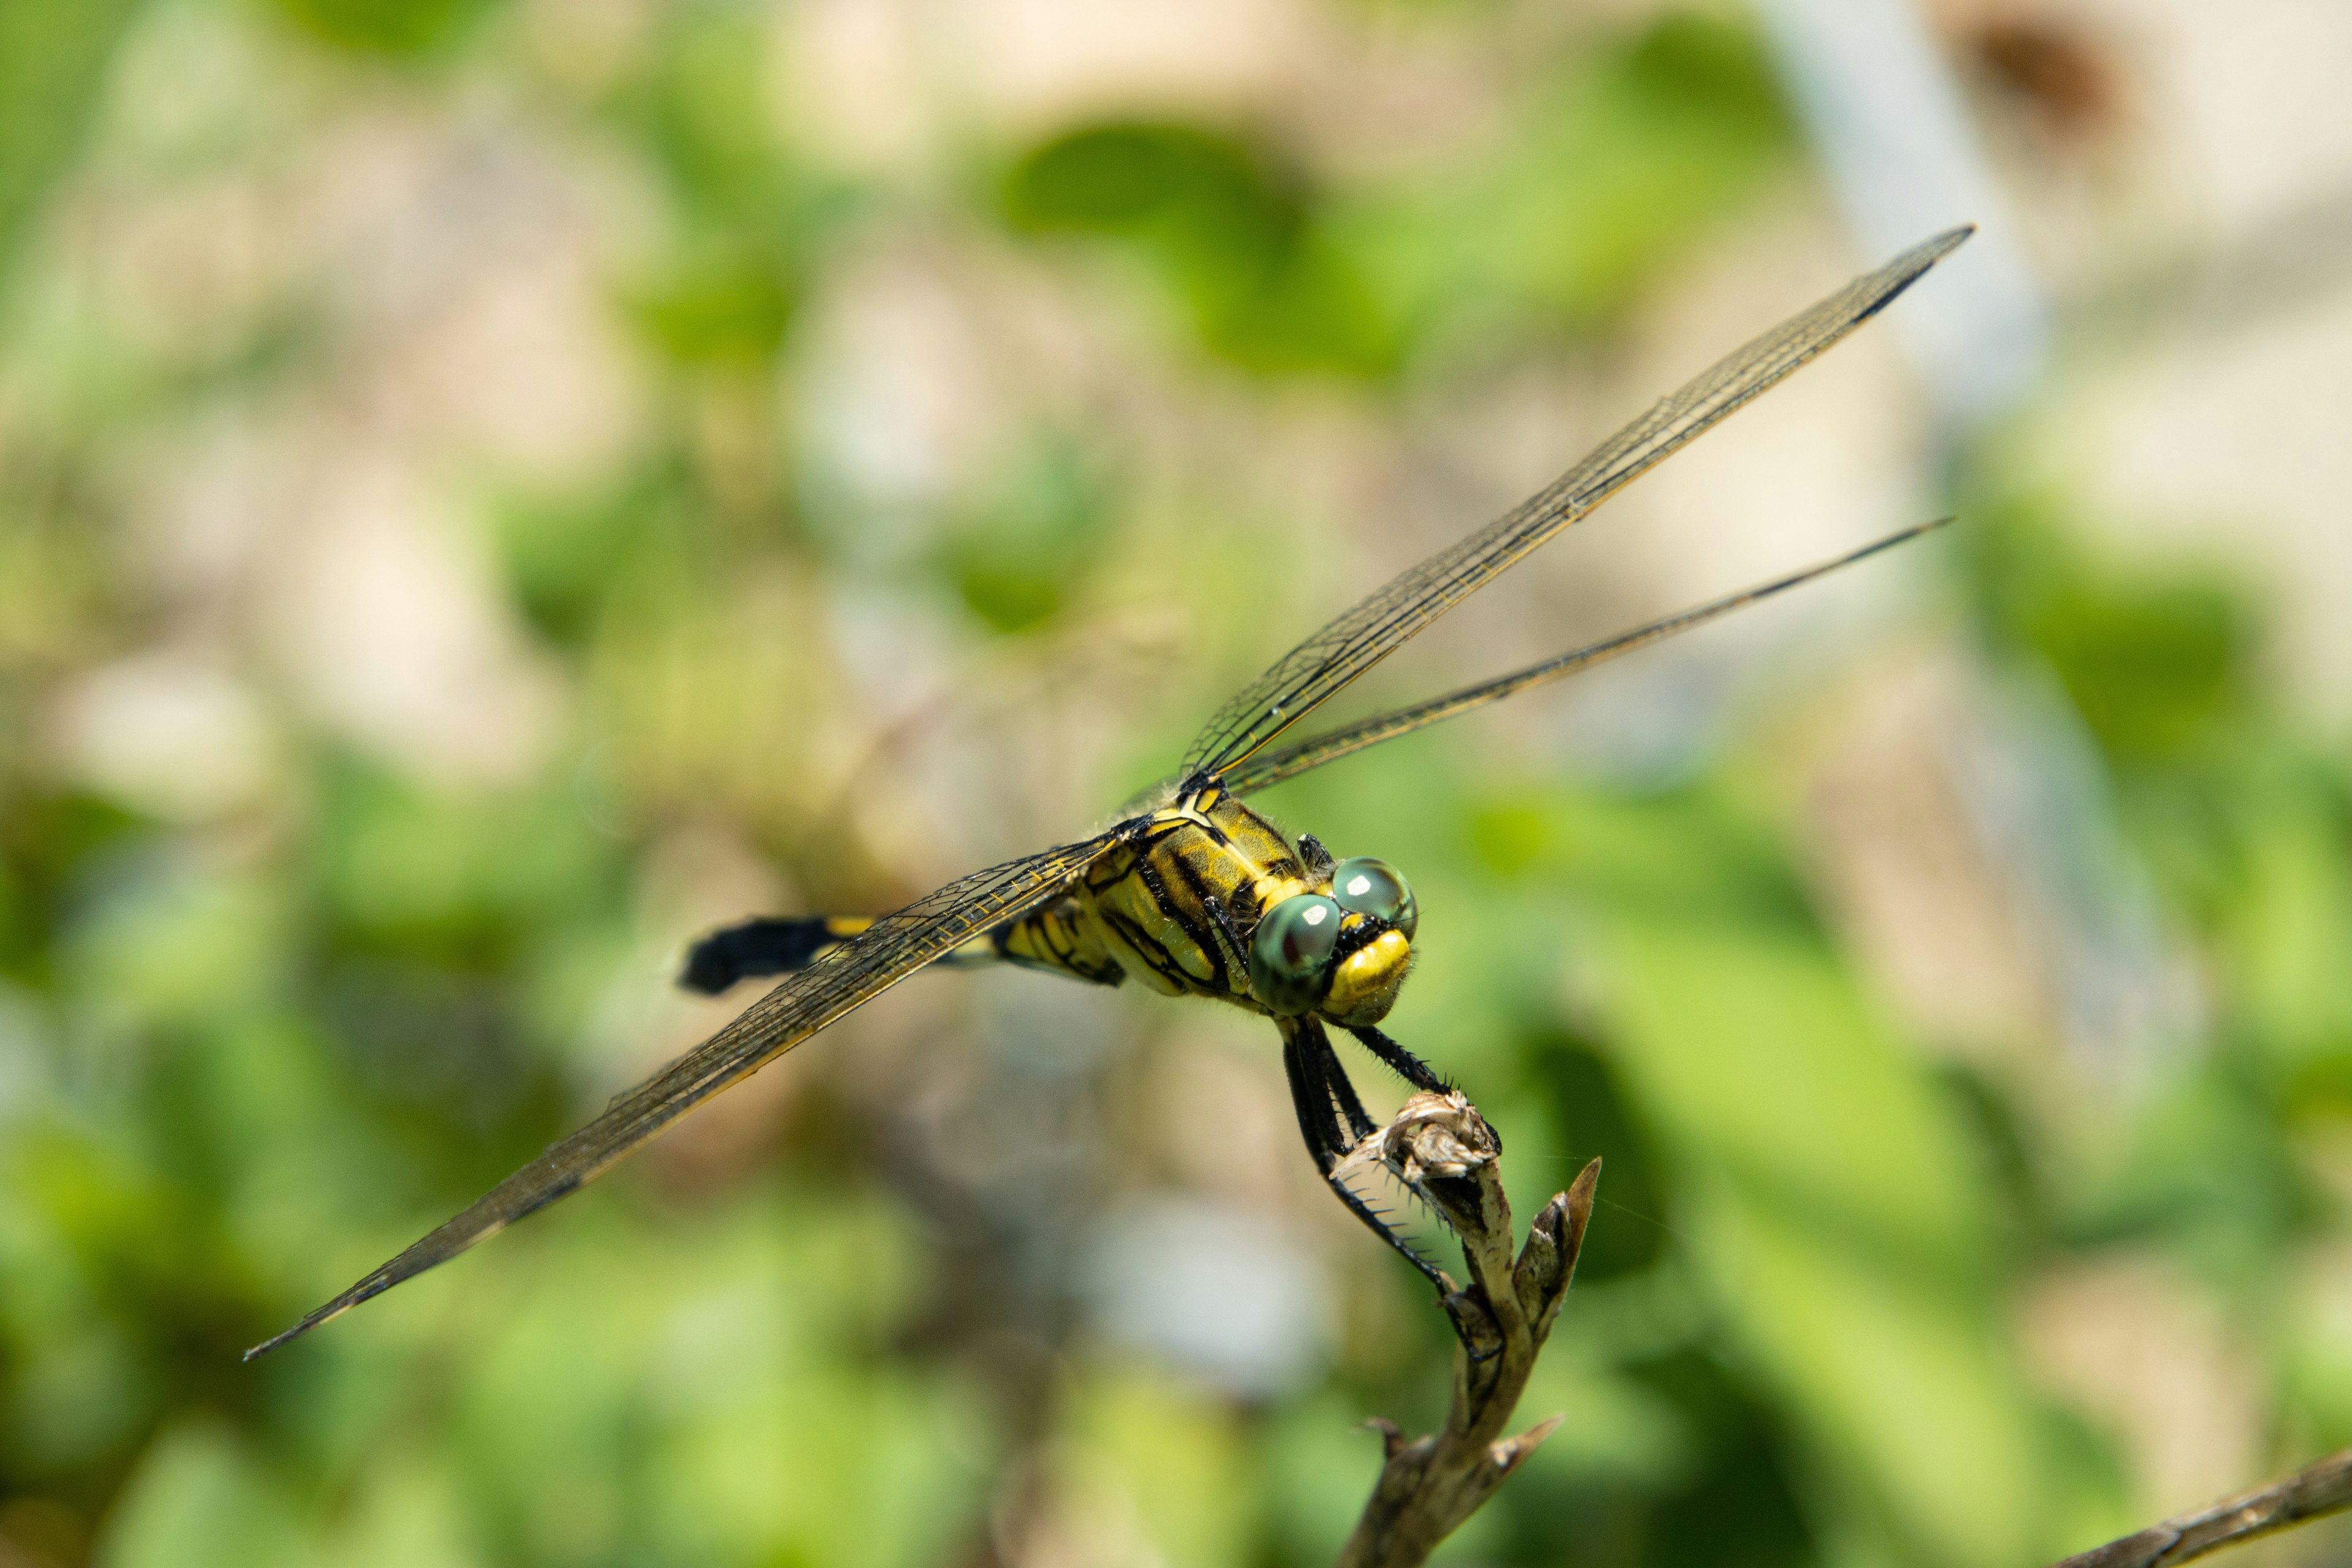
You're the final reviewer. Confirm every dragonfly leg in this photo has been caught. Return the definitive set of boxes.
[1280,1018,1449,1294]
[1317,1030,1381,1145]
[1345,1025,1450,1094]
[1278,1016,1351,1166]
[1296,832,1337,878]
[1346,1025,1497,1154]
[1201,892,1251,976]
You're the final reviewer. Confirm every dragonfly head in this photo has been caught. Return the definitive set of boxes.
[1248,856,1417,1025]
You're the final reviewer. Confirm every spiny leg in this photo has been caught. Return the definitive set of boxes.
[1296,832,1337,878]
[1317,1029,1379,1144]
[1280,1019,1448,1293]
[1201,892,1250,976]
[1278,1017,1353,1172]
[1314,1028,1469,1255]
[1346,1024,1498,1154]
[1345,1024,1449,1094]
[1319,1027,1470,1240]
[1305,1028,1494,1342]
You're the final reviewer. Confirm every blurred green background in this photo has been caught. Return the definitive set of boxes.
[7,0,2352,1564]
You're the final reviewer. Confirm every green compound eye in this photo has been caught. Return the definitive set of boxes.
[1330,858,1415,938]
[1248,894,1344,1016]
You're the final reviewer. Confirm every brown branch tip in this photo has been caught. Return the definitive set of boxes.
[1316,1098,2352,1568]
[2051,1447,2352,1568]
[1331,1089,1600,1568]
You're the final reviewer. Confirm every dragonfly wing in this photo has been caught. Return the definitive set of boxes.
[246,830,1122,1358]
[1182,226,1973,780]
[1219,518,1950,797]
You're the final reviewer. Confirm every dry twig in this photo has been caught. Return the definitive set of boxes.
[2050,1449,2352,1568]
[1333,1090,1601,1568]
[1325,1096,2352,1568]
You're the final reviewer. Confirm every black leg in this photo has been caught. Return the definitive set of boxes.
[1202,892,1250,975]
[1313,1027,1379,1143]
[1346,1025,1498,1154]
[1346,1025,1450,1093]
[1280,1019,1448,1292]
[1280,1021,1341,1169]
[1297,833,1336,878]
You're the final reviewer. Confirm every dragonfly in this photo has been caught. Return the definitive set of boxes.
[247,224,1972,1359]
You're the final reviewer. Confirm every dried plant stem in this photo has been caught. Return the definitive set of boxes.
[2050,1449,2352,1568]
[1325,1099,2352,1568]
[1333,1091,1601,1568]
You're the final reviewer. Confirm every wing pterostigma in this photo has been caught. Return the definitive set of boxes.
[1220,518,1951,797]
[246,831,1121,1358]
[1182,225,1974,782]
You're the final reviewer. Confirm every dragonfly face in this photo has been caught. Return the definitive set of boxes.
[248,226,1973,1359]
[1249,857,1418,1025]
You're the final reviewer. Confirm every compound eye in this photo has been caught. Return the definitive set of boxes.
[1330,857,1416,938]
[1248,894,1343,1016]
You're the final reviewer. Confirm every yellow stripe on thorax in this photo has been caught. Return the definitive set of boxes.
[1077,791,1308,1003]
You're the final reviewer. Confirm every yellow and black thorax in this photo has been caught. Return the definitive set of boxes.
[992,783,1309,1005]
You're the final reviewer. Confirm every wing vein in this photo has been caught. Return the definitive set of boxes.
[1180,225,1973,781]
[1221,518,1951,796]
[246,830,1121,1357]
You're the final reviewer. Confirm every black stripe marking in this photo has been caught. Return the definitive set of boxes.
[1133,853,1221,986]
[1186,810,1234,849]
[1102,907,1193,988]
[1163,851,1235,992]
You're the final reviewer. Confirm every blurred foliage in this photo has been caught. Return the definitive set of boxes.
[4,1,2351,1567]
[1968,492,2259,762]
[1006,121,1399,376]
[936,432,1115,633]
[1003,13,1795,376]
[611,3,844,368]
[1957,490,2348,1293]
[271,0,500,56]
[0,0,145,268]
[1334,12,1796,352]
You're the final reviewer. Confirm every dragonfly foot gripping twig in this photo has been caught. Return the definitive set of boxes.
[1333,1092,1600,1568]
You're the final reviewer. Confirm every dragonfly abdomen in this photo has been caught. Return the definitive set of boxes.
[991,896,1125,984]
[682,902,1123,993]
[680,790,1311,1009]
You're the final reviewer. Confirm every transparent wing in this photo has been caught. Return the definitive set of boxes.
[1182,226,1973,781]
[246,831,1122,1358]
[1221,519,1948,797]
